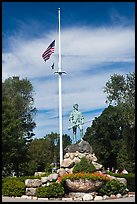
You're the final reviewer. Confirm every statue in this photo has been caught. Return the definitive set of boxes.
[69,104,84,144]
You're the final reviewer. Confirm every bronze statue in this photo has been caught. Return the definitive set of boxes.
[69,104,84,144]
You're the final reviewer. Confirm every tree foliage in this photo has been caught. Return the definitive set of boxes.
[84,72,135,172]
[26,133,72,175]
[104,72,135,107]
[2,76,37,177]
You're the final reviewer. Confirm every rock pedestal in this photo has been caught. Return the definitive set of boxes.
[58,140,103,177]
[64,140,93,153]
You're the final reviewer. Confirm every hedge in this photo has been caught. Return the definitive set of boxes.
[2,179,25,197]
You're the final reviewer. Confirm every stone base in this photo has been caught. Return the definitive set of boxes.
[65,179,104,192]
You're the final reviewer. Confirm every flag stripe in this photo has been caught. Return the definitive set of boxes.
[42,40,55,62]
[42,49,54,57]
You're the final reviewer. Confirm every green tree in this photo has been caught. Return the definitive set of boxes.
[104,72,135,126]
[26,133,72,175]
[104,73,126,105]
[104,72,135,172]
[2,76,37,177]
[62,134,72,154]
[116,140,135,173]
[84,72,135,172]
[50,133,72,169]
[27,138,53,175]
[84,105,123,168]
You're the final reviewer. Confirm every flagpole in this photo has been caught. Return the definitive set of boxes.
[58,8,63,166]
[42,8,65,167]
[55,8,66,167]
[58,7,63,167]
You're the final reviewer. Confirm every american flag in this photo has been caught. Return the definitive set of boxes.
[42,40,55,62]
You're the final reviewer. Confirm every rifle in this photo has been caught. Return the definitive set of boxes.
[68,120,93,130]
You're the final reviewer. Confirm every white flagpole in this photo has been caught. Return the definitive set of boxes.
[58,8,63,166]
[55,8,66,167]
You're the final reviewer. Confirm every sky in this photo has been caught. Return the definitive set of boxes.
[2,2,135,142]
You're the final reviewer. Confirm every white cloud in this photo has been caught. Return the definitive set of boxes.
[2,25,135,139]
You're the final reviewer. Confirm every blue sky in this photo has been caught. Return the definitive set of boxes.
[2,2,135,142]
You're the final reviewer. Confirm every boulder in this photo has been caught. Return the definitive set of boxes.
[60,158,75,168]
[94,196,103,201]
[26,188,36,196]
[107,175,127,185]
[64,140,93,154]
[110,194,116,199]
[25,179,42,187]
[102,195,109,200]
[73,157,81,164]
[116,177,127,185]
[57,168,67,177]
[41,176,48,184]
[47,173,58,182]
[65,167,73,174]
[83,194,94,201]
[116,193,122,198]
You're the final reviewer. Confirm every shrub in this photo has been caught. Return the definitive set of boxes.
[73,157,96,173]
[125,174,135,192]
[106,172,135,192]
[36,182,65,198]
[98,179,128,196]
[2,179,25,197]
[2,176,14,184]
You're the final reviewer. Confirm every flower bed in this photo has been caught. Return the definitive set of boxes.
[58,172,110,183]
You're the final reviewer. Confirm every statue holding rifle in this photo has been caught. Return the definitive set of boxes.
[69,104,84,144]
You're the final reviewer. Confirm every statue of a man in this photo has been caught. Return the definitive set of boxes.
[69,104,84,143]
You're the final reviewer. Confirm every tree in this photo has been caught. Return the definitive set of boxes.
[63,134,72,154]
[26,133,72,175]
[116,140,135,173]
[27,138,53,175]
[2,76,37,177]
[84,72,135,172]
[84,105,123,169]
[104,72,135,172]
[104,72,135,121]
[104,73,126,105]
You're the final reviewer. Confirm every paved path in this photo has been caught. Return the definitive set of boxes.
[2,196,135,202]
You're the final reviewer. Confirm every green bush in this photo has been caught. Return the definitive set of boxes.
[98,179,127,196]
[125,175,135,192]
[2,179,25,197]
[36,182,65,198]
[106,172,135,192]
[2,176,42,184]
[2,176,14,184]
[73,157,96,173]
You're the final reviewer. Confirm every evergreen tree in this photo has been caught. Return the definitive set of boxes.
[84,72,135,172]
[2,76,37,176]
